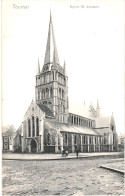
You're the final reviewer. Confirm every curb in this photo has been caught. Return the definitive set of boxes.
[2,154,123,161]
[100,165,125,175]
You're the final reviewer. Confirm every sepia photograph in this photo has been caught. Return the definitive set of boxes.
[2,0,124,195]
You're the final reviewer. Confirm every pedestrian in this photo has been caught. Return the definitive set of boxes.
[75,146,79,158]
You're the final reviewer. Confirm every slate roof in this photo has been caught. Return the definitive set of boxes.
[37,104,54,118]
[95,128,113,135]
[47,119,100,136]
[95,116,111,128]
[69,105,95,120]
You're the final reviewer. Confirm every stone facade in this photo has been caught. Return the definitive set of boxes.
[10,12,118,153]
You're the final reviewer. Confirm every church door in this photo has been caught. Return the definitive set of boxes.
[31,139,37,153]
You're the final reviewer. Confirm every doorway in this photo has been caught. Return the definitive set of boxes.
[30,139,37,153]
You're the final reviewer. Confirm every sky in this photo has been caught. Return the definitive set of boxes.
[2,0,124,135]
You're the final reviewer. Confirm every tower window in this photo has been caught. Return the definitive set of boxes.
[50,88,53,97]
[46,88,49,98]
[53,72,54,80]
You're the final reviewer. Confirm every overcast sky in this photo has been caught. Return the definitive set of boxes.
[2,0,124,135]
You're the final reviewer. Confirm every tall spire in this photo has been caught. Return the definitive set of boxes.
[63,61,67,76]
[44,12,60,66]
[36,58,40,75]
[96,99,100,109]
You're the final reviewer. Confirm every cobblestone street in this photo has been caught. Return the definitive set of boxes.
[2,158,124,195]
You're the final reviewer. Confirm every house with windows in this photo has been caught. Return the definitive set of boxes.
[11,13,118,153]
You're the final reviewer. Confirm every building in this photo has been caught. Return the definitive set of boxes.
[11,13,118,153]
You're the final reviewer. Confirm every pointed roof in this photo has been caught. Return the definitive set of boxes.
[36,59,40,75]
[44,12,60,66]
[96,99,100,109]
[63,61,67,76]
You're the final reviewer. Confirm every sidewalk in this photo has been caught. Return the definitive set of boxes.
[2,151,124,161]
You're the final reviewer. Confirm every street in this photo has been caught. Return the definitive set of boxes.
[2,158,124,195]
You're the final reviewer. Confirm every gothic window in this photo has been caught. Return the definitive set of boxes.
[65,133,68,145]
[72,116,73,124]
[42,89,44,99]
[32,116,35,137]
[63,105,65,113]
[43,101,47,105]
[83,135,86,144]
[104,133,106,144]
[62,90,64,99]
[95,137,97,144]
[74,135,77,145]
[36,118,39,136]
[89,137,92,144]
[53,72,54,80]
[111,125,114,131]
[19,134,21,145]
[63,116,64,123]
[74,116,76,124]
[46,88,49,98]
[50,87,53,97]
[28,119,31,137]
[44,75,45,83]
[47,133,51,145]
[59,89,61,99]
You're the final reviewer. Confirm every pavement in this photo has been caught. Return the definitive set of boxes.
[2,151,124,161]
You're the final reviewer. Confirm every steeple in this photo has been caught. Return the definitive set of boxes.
[44,12,60,66]
[36,58,40,75]
[96,99,100,117]
[96,99,100,109]
[63,61,67,76]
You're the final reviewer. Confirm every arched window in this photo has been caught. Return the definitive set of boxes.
[28,119,31,137]
[59,89,61,99]
[95,137,97,144]
[36,118,39,136]
[65,133,68,145]
[74,116,76,124]
[74,135,77,144]
[32,116,35,137]
[89,137,91,144]
[47,133,51,145]
[43,101,47,105]
[46,88,49,98]
[44,75,45,83]
[48,102,52,110]
[50,88,53,97]
[83,135,86,144]
[19,134,21,145]
[53,72,54,80]
[62,90,64,99]
[63,105,65,113]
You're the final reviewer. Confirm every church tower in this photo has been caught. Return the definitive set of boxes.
[35,13,69,123]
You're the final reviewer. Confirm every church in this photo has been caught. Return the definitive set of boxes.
[8,13,118,153]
